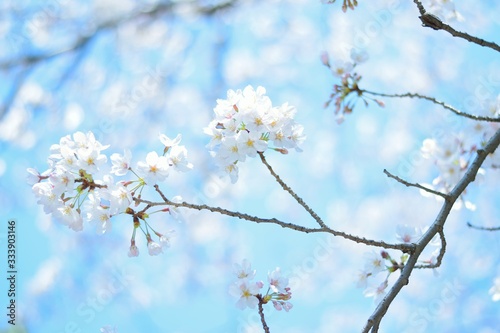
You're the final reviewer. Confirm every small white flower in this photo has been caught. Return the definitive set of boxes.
[363,280,388,304]
[159,133,182,148]
[137,151,170,184]
[233,259,256,280]
[363,251,386,275]
[168,145,193,172]
[147,241,163,256]
[110,149,132,176]
[395,224,421,243]
[268,267,289,293]
[229,280,262,310]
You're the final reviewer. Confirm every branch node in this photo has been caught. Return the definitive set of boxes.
[419,13,443,30]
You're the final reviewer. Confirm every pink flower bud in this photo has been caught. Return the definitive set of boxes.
[272,300,282,311]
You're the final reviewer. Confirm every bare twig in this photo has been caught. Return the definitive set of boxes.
[362,90,500,122]
[146,185,415,252]
[383,169,449,199]
[258,152,329,229]
[256,295,270,333]
[467,222,500,231]
[412,0,500,53]
[414,228,447,269]
[362,128,500,333]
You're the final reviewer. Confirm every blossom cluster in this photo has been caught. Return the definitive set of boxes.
[205,85,306,183]
[322,49,383,123]
[229,259,293,312]
[357,224,440,303]
[421,95,500,207]
[28,131,191,256]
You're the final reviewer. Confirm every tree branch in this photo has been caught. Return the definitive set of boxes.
[467,221,500,231]
[362,90,500,122]
[412,0,500,53]
[258,152,329,229]
[362,128,500,333]
[383,169,449,199]
[144,185,415,252]
[256,295,270,333]
[414,228,446,269]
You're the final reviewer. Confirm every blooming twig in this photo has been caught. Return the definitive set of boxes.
[256,294,271,333]
[412,0,500,53]
[362,128,500,333]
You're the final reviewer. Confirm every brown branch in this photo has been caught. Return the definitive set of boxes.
[258,152,329,229]
[383,169,449,199]
[362,128,500,333]
[467,222,500,231]
[148,185,414,252]
[256,295,270,333]
[362,90,500,123]
[412,0,500,53]
[414,228,447,269]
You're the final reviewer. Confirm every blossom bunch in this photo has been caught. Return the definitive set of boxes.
[420,95,500,204]
[421,134,472,195]
[229,259,293,312]
[357,224,440,303]
[322,49,383,123]
[28,131,191,256]
[205,85,306,183]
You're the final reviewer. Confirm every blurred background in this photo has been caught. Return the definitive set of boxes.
[0,0,499,332]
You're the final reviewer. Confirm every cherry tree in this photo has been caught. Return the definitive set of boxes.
[2,0,499,332]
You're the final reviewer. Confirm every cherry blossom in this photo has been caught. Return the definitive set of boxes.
[395,224,421,244]
[229,279,262,310]
[147,240,163,256]
[363,280,388,304]
[206,85,305,182]
[363,251,386,275]
[128,242,139,258]
[268,267,289,293]
[136,151,170,184]
[110,149,132,176]
[233,259,256,280]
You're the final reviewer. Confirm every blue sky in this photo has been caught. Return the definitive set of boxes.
[0,1,500,332]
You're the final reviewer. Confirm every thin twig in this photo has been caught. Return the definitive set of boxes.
[258,152,329,229]
[362,128,500,333]
[467,222,500,231]
[383,169,449,199]
[147,185,414,252]
[362,90,500,122]
[256,295,270,333]
[412,0,500,53]
[414,228,447,269]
